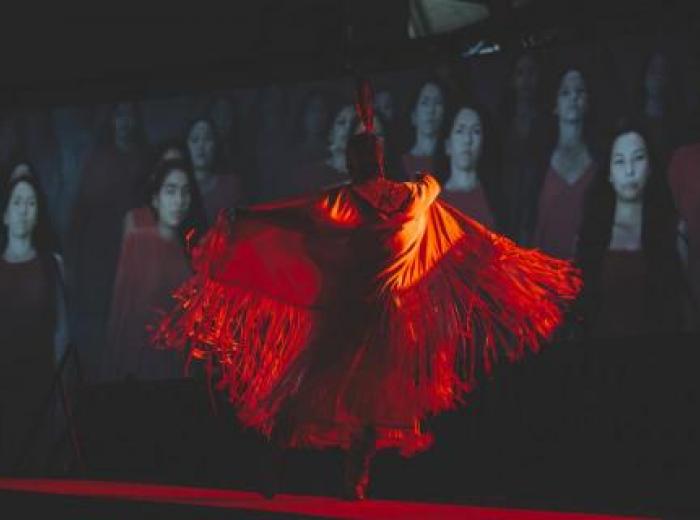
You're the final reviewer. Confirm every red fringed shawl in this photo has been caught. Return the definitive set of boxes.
[153,174,582,456]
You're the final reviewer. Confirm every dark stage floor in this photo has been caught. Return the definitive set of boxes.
[8,333,697,519]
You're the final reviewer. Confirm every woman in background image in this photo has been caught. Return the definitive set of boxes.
[667,134,700,330]
[497,51,550,245]
[66,101,150,382]
[533,67,597,259]
[250,86,292,201]
[186,118,244,223]
[436,102,500,231]
[289,89,332,168]
[374,88,396,127]
[576,121,689,338]
[131,138,193,232]
[400,76,448,180]
[632,47,686,173]
[101,158,206,381]
[290,102,357,194]
[0,174,68,475]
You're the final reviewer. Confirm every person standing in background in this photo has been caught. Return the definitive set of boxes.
[533,67,597,259]
[66,101,150,382]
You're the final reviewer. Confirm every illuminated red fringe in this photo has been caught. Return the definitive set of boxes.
[153,205,581,457]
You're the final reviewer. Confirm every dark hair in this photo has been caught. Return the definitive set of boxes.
[346,133,385,183]
[400,74,453,155]
[149,138,192,171]
[434,100,503,219]
[1,174,62,332]
[631,45,685,124]
[356,111,405,182]
[290,88,333,145]
[1,173,56,255]
[184,117,225,174]
[146,158,207,247]
[544,63,602,161]
[575,118,686,333]
[142,138,192,205]
[497,51,546,126]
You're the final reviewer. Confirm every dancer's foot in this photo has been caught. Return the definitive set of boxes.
[259,443,285,499]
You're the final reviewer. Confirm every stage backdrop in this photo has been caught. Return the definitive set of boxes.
[1,31,699,386]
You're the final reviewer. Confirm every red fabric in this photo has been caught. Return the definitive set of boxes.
[0,256,55,471]
[589,250,648,338]
[102,207,191,381]
[440,186,496,230]
[533,164,595,259]
[154,174,581,456]
[668,142,700,308]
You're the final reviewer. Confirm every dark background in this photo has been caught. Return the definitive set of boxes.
[2,1,698,107]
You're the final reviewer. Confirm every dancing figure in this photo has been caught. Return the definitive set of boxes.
[153,79,582,500]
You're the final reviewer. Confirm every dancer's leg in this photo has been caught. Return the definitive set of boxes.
[259,406,294,499]
[343,424,377,500]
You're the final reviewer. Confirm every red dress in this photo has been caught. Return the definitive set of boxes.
[154,174,581,456]
[0,256,56,471]
[668,142,700,313]
[102,207,191,381]
[440,186,496,230]
[588,250,648,338]
[202,174,243,224]
[533,164,595,259]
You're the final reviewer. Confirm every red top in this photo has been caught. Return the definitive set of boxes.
[202,174,243,224]
[589,250,648,338]
[440,186,495,230]
[668,142,700,307]
[0,256,53,368]
[533,164,595,259]
[102,207,191,381]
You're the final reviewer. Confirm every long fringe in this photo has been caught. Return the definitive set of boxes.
[153,204,582,456]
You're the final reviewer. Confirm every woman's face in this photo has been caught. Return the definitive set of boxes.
[187,120,216,170]
[555,70,587,123]
[513,54,539,98]
[412,82,445,135]
[374,90,394,122]
[609,131,650,202]
[329,105,356,150]
[4,181,38,239]
[153,169,191,229]
[446,108,483,172]
[644,51,669,99]
[113,103,136,144]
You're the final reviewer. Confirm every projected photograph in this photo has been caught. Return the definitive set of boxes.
[2,33,699,395]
